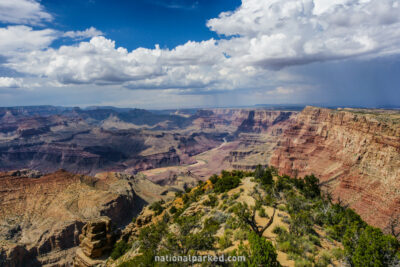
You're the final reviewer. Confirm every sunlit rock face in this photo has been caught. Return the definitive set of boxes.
[270,106,400,230]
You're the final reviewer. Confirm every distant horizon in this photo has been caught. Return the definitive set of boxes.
[1,103,400,111]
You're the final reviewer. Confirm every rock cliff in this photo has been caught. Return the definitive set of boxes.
[0,169,173,266]
[270,106,400,230]
[73,217,119,267]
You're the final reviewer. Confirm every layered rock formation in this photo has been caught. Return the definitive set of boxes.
[270,106,400,230]
[0,169,174,266]
[1,104,399,261]
[0,113,226,175]
[192,108,295,134]
[73,218,119,267]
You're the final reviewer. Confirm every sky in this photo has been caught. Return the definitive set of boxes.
[0,0,399,109]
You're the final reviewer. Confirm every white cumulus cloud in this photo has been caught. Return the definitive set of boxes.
[63,27,104,40]
[0,25,58,55]
[0,0,52,25]
[3,0,400,95]
[0,77,22,88]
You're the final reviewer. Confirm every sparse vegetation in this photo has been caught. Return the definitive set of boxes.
[169,205,177,214]
[232,231,280,266]
[117,168,400,267]
[203,194,218,207]
[149,200,164,215]
[111,240,129,260]
[213,170,243,193]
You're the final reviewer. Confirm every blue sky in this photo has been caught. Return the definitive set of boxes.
[0,0,399,108]
[41,0,240,50]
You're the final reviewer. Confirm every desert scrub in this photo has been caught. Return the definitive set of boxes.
[232,192,240,200]
[314,250,333,267]
[220,204,228,211]
[149,200,164,216]
[330,247,345,261]
[258,207,269,218]
[219,230,233,249]
[169,205,177,214]
[225,216,240,230]
[111,240,129,260]
[278,204,286,211]
[234,229,248,241]
[203,194,218,207]
[273,225,287,235]
[213,170,243,193]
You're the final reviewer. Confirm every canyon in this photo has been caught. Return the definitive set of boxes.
[270,106,400,230]
[0,105,399,266]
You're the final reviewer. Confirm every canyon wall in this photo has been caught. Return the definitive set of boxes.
[192,108,295,133]
[0,169,176,266]
[270,106,400,230]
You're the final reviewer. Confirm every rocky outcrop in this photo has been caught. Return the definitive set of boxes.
[270,106,400,230]
[0,170,141,266]
[236,110,293,133]
[73,217,119,267]
[192,109,295,133]
[0,244,39,267]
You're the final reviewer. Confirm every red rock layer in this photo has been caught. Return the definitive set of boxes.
[193,109,295,133]
[270,106,400,230]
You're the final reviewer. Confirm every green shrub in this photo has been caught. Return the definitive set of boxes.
[174,191,183,198]
[275,176,293,192]
[234,230,248,241]
[203,194,218,207]
[254,165,274,187]
[225,216,240,230]
[169,206,177,214]
[232,232,280,267]
[258,207,268,218]
[302,175,320,199]
[315,251,332,267]
[111,240,129,260]
[213,173,241,193]
[309,234,321,246]
[289,210,314,236]
[219,232,233,249]
[278,241,292,253]
[232,193,240,200]
[210,174,219,184]
[344,225,400,266]
[277,204,286,211]
[331,248,345,260]
[294,258,313,267]
[273,225,288,236]
[149,201,164,216]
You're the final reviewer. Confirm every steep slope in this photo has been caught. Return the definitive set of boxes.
[0,169,176,266]
[270,106,400,230]
[98,169,399,267]
[191,109,295,133]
